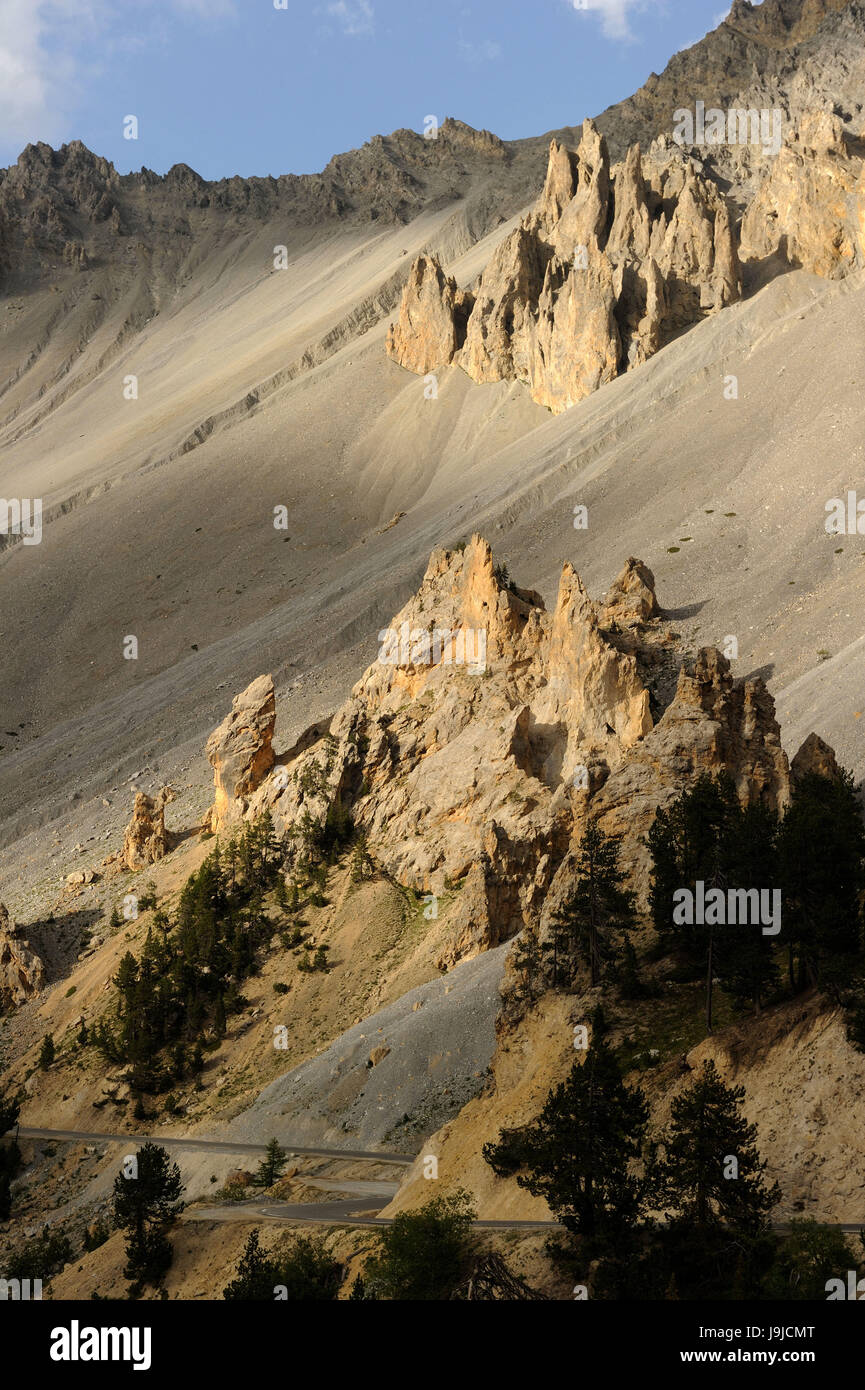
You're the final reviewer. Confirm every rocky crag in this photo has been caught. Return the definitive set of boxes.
[387,104,864,412]
[200,537,815,975]
[388,120,743,412]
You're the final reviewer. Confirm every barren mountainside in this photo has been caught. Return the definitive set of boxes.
[2,0,865,1308]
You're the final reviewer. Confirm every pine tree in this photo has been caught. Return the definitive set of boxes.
[510,929,544,1005]
[616,938,648,999]
[255,1138,288,1188]
[0,1086,21,1219]
[114,952,139,1013]
[213,993,227,1039]
[38,1033,55,1071]
[483,1034,649,1241]
[222,1229,274,1300]
[649,775,751,1034]
[362,1191,476,1300]
[349,831,375,883]
[0,1085,20,1135]
[139,881,158,911]
[541,910,574,989]
[223,1229,342,1301]
[716,800,780,1013]
[780,769,865,995]
[551,821,636,988]
[312,945,330,972]
[112,1143,184,1291]
[653,1059,780,1234]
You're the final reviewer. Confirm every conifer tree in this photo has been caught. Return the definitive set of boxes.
[112,1143,184,1291]
[511,929,544,1005]
[550,821,636,988]
[483,1034,648,1240]
[779,769,865,995]
[716,800,780,1012]
[362,1191,476,1300]
[255,1138,288,1188]
[649,775,763,1033]
[652,1059,780,1234]
[0,1085,20,1136]
[349,830,375,883]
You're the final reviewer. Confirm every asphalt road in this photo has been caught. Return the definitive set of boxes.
[19,1127,861,1233]
[16,1126,415,1165]
[184,1200,559,1230]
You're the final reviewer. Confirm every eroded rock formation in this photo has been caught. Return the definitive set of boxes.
[740,112,865,277]
[204,674,276,833]
[121,787,176,870]
[209,536,834,974]
[387,119,742,413]
[385,254,474,375]
[0,901,45,1012]
[791,730,841,782]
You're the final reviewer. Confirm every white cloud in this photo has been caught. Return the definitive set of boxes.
[569,0,659,42]
[0,0,235,157]
[0,1,96,147]
[325,1,374,37]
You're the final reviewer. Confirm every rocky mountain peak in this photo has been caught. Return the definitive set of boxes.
[190,539,834,974]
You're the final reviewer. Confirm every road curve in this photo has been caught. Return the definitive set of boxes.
[184,1199,559,1230]
[16,1126,415,1165]
[185,1202,865,1233]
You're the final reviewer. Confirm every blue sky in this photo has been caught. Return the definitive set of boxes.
[0,0,738,178]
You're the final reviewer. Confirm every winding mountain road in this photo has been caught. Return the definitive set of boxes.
[16,1126,415,1165]
[183,1199,559,1230]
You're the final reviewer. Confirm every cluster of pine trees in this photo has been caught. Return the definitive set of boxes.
[512,765,865,1042]
[489,761,865,1297]
[223,1229,342,1300]
[91,816,284,1094]
[649,769,865,1036]
[484,1014,862,1299]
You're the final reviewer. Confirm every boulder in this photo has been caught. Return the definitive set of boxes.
[603,557,661,622]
